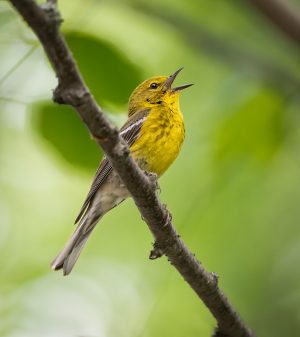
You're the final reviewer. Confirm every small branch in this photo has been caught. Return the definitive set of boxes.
[250,0,300,47]
[131,3,300,93]
[0,44,38,88]
[9,1,256,336]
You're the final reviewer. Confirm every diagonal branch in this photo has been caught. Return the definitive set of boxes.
[249,0,300,47]
[9,1,256,336]
[131,2,300,92]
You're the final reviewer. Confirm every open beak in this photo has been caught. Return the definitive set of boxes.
[165,67,193,92]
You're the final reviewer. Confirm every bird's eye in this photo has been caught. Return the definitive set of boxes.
[150,82,158,89]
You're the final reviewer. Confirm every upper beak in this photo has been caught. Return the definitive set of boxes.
[165,67,193,92]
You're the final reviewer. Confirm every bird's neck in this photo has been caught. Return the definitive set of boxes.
[128,93,180,117]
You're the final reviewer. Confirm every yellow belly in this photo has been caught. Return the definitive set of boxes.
[130,106,185,176]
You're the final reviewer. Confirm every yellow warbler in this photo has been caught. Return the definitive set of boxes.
[52,68,192,275]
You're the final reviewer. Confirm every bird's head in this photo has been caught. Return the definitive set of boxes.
[128,68,193,116]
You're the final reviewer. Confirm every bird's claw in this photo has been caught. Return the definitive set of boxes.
[144,171,161,193]
[162,204,172,227]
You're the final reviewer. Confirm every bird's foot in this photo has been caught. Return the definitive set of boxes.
[162,204,172,226]
[144,171,161,193]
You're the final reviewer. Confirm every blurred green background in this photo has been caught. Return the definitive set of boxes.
[1,0,300,336]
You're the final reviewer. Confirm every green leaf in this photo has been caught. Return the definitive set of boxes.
[31,102,102,170]
[214,87,286,167]
[31,32,143,170]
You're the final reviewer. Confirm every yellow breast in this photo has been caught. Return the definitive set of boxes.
[130,103,185,176]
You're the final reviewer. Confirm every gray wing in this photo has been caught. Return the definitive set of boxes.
[74,109,150,224]
[74,158,112,224]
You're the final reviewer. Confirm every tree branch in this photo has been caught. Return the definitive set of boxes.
[131,2,300,93]
[249,0,300,47]
[9,1,256,336]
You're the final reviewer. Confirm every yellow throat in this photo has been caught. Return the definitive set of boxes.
[128,68,192,176]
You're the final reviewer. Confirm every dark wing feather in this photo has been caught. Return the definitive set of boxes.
[74,109,150,224]
[74,158,112,224]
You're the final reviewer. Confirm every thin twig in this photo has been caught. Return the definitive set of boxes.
[131,2,300,93]
[8,1,256,336]
[0,44,38,88]
[250,0,300,47]
[0,96,28,105]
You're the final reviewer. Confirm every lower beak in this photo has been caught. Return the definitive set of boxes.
[173,83,194,91]
[165,67,193,92]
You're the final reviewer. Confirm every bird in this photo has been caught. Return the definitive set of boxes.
[51,67,192,275]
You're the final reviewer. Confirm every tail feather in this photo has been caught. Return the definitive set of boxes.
[51,215,101,275]
[62,233,90,275]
